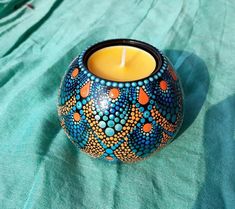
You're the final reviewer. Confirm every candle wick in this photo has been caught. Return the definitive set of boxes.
[120,47,126,67]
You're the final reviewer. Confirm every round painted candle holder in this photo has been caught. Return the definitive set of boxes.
[58,39,184,163]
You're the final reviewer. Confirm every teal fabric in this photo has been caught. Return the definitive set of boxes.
[0,0,235,208]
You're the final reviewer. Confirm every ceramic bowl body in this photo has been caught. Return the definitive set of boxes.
[58,39,184,163]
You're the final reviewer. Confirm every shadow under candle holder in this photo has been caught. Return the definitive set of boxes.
[164,50,210,137]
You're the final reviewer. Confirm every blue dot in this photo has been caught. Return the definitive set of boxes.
[98,121,106,128]
[115,124,122,131]
[95,115,100,121]
[105,128,115,136]
[76,95,80,100]
[139,107,144,112]
[82,100,86,104]
[110,109,115,113]
[107,82,111,86]
[101,80,105,85]
[108,120,115,127]
[106,148,113,154]
[140,118,145,123]
[76,102,82,109]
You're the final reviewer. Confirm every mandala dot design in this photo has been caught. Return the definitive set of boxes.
[58,44,184,163]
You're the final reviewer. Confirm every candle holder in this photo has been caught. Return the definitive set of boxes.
[58,39,184,163]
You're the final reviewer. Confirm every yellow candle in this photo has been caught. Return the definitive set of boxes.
[87,46,156,82]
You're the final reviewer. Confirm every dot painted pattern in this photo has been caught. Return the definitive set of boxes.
[58,54,183,163]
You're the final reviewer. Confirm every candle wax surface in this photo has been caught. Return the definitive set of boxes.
[87,46,157,82]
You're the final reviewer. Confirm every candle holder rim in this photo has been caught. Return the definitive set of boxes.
[77,39,168,86]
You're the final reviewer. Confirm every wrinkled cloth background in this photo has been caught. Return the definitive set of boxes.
[0,0,235,209]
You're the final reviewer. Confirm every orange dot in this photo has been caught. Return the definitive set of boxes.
[106,156,114,161]
[80,81,91,98]
[73,112,80,122]
[138,87,149,105]
[143,123,152,132]
[160,80,168,91]
[109,88,119,99]
[169,68,177,81]
[71,68,79,78]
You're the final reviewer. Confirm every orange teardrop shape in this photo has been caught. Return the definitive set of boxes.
[160,80,168,91]
[80,81,91,98]
[71,68,79,78]
[170,68,177,81]
[138,87,149,105]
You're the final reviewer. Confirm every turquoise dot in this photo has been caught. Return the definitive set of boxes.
[172,114,176,123]
[166,113,171,120]
[120,119,126,125]
[107,81,111,86]
[115,124,122,131]
[99,112,103,117]
[82,100,86,104]
[139,107,144,112]
[108,120,115,127]
[150,100,154,104]
[98,121,106,128]
[76,102,82,109]
[143,111,150,118]
[132,82,137,87]
[144,79,149,84]
[118,83,124,88]
[104,110,109,115]
[106,148,113,154]
[109,114,115,120]
[125,83,130,87]
[120,114,124,119]
[103,116,108,121]
[147,105,152,110]
[101,80,105,85]
[114,118,120,123]
[105,128,115,136]
[95,115,100,121]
